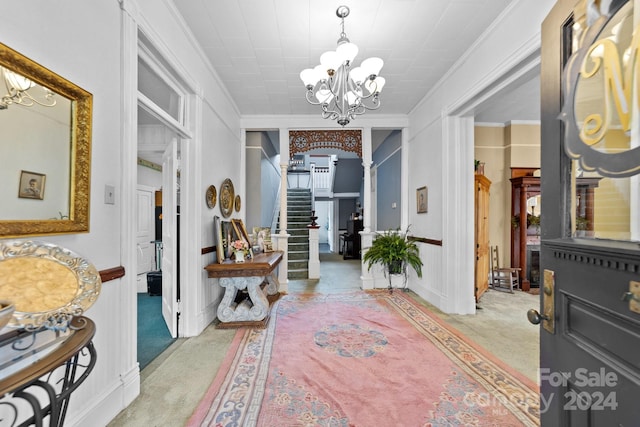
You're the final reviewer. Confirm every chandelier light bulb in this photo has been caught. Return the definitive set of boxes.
[360,57,384,78]
[320,51,341,74]
[336,42,358,63]
[349,66,366,85]
[300,68,319,88]
[316,88,334,104]
[3,68,34,92]
[365,76,385,94]
[1,66,56,110]
[314,64,328,81]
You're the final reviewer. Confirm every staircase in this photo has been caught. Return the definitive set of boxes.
[285,188,311,279]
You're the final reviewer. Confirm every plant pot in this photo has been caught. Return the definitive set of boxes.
[389,273,406,290]
[234,250,245,263]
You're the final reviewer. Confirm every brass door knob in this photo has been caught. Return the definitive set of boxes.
[527,308,549,325]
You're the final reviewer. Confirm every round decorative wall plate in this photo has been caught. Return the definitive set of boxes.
[234,195,241,212]
[219,178,235,218]
[0,240,102,331]
[206,185,217,209]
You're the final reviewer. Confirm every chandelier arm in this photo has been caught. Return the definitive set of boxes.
[2,77,56,108]
[304,89,323,106]
[358,95,382,111]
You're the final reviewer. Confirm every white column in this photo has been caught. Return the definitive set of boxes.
[119,0,142,406]
[401,128,410,231]
[308,226,320,279]
[361,127,373,233]
[360,127,375,289]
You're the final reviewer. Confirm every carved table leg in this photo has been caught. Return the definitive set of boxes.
[217,278,239,323]
[264,273,280,296]
[217,276,269,322]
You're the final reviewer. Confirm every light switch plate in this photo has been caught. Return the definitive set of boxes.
[105,184,115,204]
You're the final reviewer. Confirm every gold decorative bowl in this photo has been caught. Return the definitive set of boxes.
[0,300,15,330]
[0,240,101,331]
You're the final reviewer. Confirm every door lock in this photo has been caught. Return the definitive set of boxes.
[527,269,555,333]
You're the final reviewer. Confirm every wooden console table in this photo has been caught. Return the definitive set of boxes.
[0,316,96,426]
[204,251,283,323]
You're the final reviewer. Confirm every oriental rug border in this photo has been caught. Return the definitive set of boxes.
[188,291,539,426]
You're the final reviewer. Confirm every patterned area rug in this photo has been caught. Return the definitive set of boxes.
[188,291,539,426]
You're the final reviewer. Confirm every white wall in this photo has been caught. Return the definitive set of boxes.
[2,1,126,425]
[407,0,555,314]
[1,0,242,425]
[0,0,557,424]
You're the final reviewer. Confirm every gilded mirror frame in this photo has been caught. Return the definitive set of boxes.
[0,42,92,237]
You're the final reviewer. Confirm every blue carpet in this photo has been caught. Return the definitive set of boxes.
[138,293,175,370]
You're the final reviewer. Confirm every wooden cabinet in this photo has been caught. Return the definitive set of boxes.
[510,172,602,291]
[474,174,491,302]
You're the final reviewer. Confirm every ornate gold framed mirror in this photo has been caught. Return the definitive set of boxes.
[0,42,92,237]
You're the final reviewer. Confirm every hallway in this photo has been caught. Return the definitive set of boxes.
[109,251,539,426]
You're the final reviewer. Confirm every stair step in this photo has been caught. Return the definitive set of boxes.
[288,250,309,260]
[288,260,308,270]
[288,269,309,280]
[289,239,308,246]
[288,223,310,230]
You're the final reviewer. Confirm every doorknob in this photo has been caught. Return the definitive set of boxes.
[527,308,549,325]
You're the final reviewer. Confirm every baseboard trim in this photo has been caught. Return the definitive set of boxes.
[67,365,140,426]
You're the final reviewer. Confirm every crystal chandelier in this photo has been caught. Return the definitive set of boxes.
[300,5,385,127]
[0,66,56,110]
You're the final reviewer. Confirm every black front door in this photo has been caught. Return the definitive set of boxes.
[538,0,640,425]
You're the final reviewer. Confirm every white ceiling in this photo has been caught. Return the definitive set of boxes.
[139,0,540,163]
[172,0,539,121]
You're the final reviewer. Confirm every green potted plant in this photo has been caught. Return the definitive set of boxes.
[363,227,423,292]
[575,216,590,237]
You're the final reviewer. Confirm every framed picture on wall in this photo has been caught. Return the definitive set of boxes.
[18,170,46,200]
[416,186,428,214]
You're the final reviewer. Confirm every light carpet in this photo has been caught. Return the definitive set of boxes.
[188,291,539,426]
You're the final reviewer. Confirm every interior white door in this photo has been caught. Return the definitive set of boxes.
[161,139,178,338]
[315,201,330,244]
[136,185,155,275]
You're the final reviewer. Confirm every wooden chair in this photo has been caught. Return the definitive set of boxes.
[490,246,520,293]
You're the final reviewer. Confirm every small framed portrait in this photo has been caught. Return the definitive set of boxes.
[252,227,272,253]
[18,170,46,200]
[416,186,428,214]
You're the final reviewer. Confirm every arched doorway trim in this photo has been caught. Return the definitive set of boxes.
[289,130,362,158]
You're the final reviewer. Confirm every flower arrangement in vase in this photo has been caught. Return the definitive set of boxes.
[231,240,248,263]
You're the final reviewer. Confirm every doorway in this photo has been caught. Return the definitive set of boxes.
[314,200,332,251]
[133,35,194,368]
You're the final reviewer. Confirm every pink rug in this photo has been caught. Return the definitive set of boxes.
[188,291,539,426]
